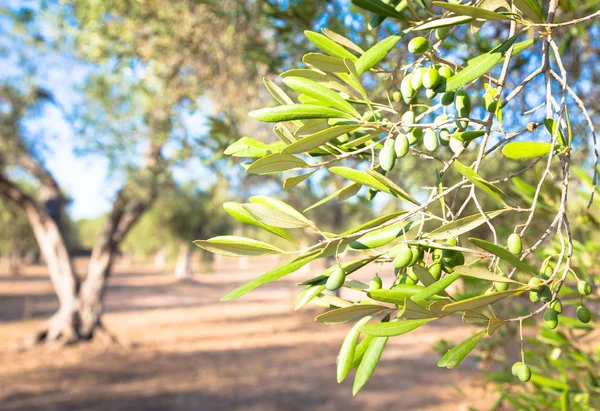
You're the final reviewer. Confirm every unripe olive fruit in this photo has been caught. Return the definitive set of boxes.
[518,364,532,382]
[393,244,413,269]
[529,290,540,303]
[392,89,402,103]
[539,285,552,302]
[401,111,415,132]
[379,139,396,171]
[550,299,563,313]
[511,362,522,376]
[434,114,448,124]
[528,277,543,291]
[454,90,472,112]
[411,68,426,90]
[577,305,591,323]
[408,37,429,54]
[543,309,559,329]
[507,233,522,255]
[423,129,439,152]
[399,274,418,285]
[439,129,450,146]
[435,27,449,40]
[441,91,455,106]
[401,75,415,104]
[408,246,422,267]
[577,280,592,296]
[406,267,419,281]
[483,93,497,113]
[326,267,346,291]
[449,137,465,155]
[425,89,437,99]
[394,133,409,158]
[438,66,454,79]
[369,276,383,290]
[407,127,423,145]
[422,68,440,89]
[429,262,442,280]
[447,237,458,246]
[451,252,465,267]
[494,275,509,292]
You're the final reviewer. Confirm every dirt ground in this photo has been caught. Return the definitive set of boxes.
[0,257,496,410]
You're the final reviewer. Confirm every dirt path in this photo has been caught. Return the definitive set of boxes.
[0,259,495,410]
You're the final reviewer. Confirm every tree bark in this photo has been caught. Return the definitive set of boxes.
[0,174,80,344]
[174,243,193,280]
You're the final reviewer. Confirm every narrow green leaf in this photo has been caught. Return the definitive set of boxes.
[337,316,372,383]
[351,0,408,20]
[414,15,472,30]
[282,76,360,117]
[193,236,284,257]
[427,210,507,241]
[305,182,361,212]
[513,0,544,23]
[273,123,297,144]
[441,289,523,313]
[224,137,284,158]
[442,37,534,92]
[249,196,313,226]
[355,34,403,74]
[361,318,433,337]
[411,272,461,302]
[221,249,322,301]
[450,130,486,142]
[303,53,349,73]
[281,125,360,154]
[364,168,421,205]
[368,285,445,305]
[352,336,388,395]
[454,160,508,205]
[433,1,513,20]
[340,211,407,236]
[438,330,486,369]
[410,264,437,287]
[246,153,309,175]
[315,304,389,325]
[322,28,366,55]
[263,78,294,105]
[351,335,374,368]
[400,297,436,319]
[349,220,415,250]
[305,30,358,61]
[469,238,538,275]
[487,317,505,335]
[544,118,567,146]
[462,310,490,326]
[223,202,294,243]
[296,284,326,310]
[283,171,316,190]
[250,104,354,122]
[453,265,522,284]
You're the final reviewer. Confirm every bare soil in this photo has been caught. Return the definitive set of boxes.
[0,257,496,410]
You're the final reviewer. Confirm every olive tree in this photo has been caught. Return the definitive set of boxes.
[196,0,600,402]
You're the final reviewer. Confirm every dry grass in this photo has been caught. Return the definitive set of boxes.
[0,257,496,410]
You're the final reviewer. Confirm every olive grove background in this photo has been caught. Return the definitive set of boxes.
[0,0,599,410]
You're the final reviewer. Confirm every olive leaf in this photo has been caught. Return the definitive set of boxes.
[468,237,538,275]
[322,28,366,55]
[351,0,408,20]
[364,168,421,205]
[360,318,434,337]
[193,236,284,257]
[502,142,553,159]
[399,297,436,319]
[303,53,349,73]
[427,209,507,240]
[304,30,358,61]
[243,196,313,228]
[453,265,522,284]
[441,289,524,313]
[544,118,567,146]
[305,182,361,212]
[337,315,373,383]
[224,137,284,158]
[263,77,294,105]
[221,248,324,301]
[223,202,295,243]
[352,336,388,395]
[414,15,472,30]
[281,124,360,154]
[246,153,309,175]
[411,272,461,302]
[437,330,486,369]
[340,211,407,236]
[283,170,316,190]
[349,220,415,249]
[295,284,326,311]
[315,304,389,325]
[513,0,544,23]
[453,160,509,205]
[249,104,354,122]
[354,34,404,74]
[282,76,360,117]
[433,1,513,21]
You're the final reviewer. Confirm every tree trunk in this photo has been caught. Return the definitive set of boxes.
[174,243,193,280]
[0,174,80,344]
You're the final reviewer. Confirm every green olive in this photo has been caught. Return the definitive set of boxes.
[449,137,465,155]
[528,277,543,291]
[425,88,437,99]
[429,262,442,280]
[401,110,415,132]
[407,127,423,145]
[393,244,413,269]
[507,233,522,255]
[408,246,422,267]
[454,90,471,130]
[441,91,455,106]
[518,364,532,382]
[422,68,440,89]
[550,299,563,314]
[511,362,522,376]
[494,274,509,292]
[326,266,346,291]
[577,280,592,296]
[411,68,426,90]
[392,88,402,103]
[401,75,415,104]
[406,267,419,281]
[577,305,591,323]
[439,129,450,146]
[379,138,396,171]
[394,133,409,158]
[543,309,559,329]
[435,27,449,41]
[423,129,439,152]
[369,276,383,290]
[438,66,454,79]
[408,37,430,54]
[539,285,552,302]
